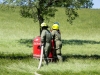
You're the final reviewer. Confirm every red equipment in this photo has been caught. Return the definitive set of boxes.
[33,36,41,58]
[33,36,54,59]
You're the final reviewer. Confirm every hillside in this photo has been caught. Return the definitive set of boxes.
[0,6,100,53]
[0,7,100,40]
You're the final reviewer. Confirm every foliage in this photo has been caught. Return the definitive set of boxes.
[82,0,94,8]
[1,0,93,34]
[2,0,93,24]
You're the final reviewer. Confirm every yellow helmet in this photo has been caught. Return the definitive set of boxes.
[52,24,59,30]
[41,22,47,27]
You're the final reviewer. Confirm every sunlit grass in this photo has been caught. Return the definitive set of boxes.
[0,6,100,75]
[38,59,100,75]
[0,58,38,75]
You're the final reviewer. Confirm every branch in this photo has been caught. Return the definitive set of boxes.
[45,0,60,8]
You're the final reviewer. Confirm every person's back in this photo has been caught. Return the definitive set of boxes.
[41,29,52,44]
[52,30,61,42]
[51,24,62,62]
[41,22,52,65]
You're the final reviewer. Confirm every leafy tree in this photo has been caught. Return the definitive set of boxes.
[2,0,93,34]
[82,0,94,8]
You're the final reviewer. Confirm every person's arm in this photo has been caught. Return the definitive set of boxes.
[41,30,46,46]
[51,30,55,40]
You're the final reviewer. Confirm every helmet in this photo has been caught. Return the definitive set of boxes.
[41,22,48,27]
[54,22,59,26]
[52,24,59,30]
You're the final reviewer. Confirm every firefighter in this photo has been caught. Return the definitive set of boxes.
[41,22,52,65]
[51,23,63,62]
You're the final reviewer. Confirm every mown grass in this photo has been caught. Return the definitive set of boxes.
[0,5,100,75]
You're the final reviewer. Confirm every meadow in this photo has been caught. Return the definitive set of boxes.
[0,6,100,75]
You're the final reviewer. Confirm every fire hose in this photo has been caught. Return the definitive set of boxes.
[38,45,43,69]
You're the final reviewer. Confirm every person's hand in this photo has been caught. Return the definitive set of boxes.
[41,43,44,46]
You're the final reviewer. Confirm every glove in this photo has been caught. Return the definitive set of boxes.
[41,43,44,46]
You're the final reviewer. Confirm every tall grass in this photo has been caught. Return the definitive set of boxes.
[0,5,100,75]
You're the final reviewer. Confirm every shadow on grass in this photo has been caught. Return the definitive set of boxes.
[62,39,100,45]
[16,39,100,60]
[0,52,32,59]
[62,54,100,61]
[0,52,100,60]
[18,39,100,48]
[18,39,33,48]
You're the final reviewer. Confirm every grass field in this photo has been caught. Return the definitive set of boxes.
[0,6,100,75]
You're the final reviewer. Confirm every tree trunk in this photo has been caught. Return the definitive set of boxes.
[37,8,44,35]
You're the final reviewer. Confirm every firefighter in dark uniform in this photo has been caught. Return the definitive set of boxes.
[51,24,62,62]
[41,22,52,64]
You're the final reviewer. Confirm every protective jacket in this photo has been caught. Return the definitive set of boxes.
[41,29,52,62]
[51,30,62,49]
[41,29,52,45]
[51,29,62,61]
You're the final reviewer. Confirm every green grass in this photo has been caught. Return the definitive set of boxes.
[0,5,100,75]
[39,59,100,75]
[0,58,38,75]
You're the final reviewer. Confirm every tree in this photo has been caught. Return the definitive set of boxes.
[2,0,92,34]
[82,0,94,8]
